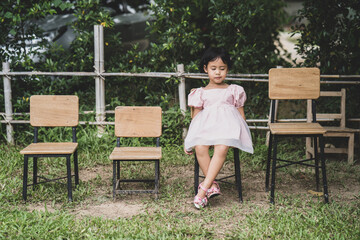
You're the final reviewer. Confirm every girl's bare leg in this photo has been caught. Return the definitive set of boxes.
[196,145,229,198]
[195,145,211,176]
[195,145,218,195]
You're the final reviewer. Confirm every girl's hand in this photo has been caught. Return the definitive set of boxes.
[184,147,193,155]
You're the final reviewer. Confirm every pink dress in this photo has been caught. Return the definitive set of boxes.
[184,84,253,154]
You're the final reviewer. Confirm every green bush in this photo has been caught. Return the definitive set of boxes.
[293,0,360,120]
[294,0,360,74]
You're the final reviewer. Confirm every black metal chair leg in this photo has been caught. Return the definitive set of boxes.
[194,153,199,195]
[313,136,320,191]
[113,161,117,200]
[155,160,160,199]
[74,150,79,185]
[23,155,29,201]
[270,135,278,204]
[233,148,243,202]
[66,155,73,201]
[319,136,329,203]
[117,160,120,180]
[265,133,273,192]
[33,157,38,190]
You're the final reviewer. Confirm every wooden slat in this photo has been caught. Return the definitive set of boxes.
[324,148,348,154]
[109,147,162,160]
[115,106,162,137]
[317,113,342,120]
[20,142,78,155]
[30,95,79,127]
[320,91,342,97]
[269,123,326,135]
[269,68,320,99]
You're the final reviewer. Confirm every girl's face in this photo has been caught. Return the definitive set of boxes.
[204,57,228,85]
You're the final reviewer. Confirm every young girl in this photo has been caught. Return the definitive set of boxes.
[184,47,253,209]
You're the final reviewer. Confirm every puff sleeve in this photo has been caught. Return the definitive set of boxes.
[232,85,247,108]
[188,88,204,108]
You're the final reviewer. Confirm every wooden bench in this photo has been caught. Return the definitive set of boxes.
[306,89,357,164]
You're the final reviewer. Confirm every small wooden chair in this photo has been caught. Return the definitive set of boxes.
[20,95,79,201]
[306,89,357,164]
[109,106,162,199]
[190,104,243,202]
[265,68,329,204]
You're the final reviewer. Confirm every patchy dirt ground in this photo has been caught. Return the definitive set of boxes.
[27,158,360,222]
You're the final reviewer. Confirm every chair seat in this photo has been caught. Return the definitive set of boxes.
[20,142,78,155]
[109,147,162,160]
[269,123,326,135]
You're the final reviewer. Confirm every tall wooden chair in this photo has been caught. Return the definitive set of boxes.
[109,106,162,199]
[190,105,243,202]
[20,95,79,202]
[306,89,357,164]
[265,68,329,204]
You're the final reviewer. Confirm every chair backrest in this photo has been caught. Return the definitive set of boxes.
[30,95,79,127]
[307,89,346,128]
[269,68,320,100]
[115,106,162,137]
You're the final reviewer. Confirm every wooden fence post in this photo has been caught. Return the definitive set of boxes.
[2,62,14,144]
[94,25,106,136]
[177,64,187,138]
[177,64,186,114]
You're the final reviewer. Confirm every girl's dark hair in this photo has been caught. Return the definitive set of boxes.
[199,47,232,72]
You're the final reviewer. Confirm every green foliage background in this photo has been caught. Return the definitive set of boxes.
[1,0,360,144]
[0,0,287,145]
[293,0,360,123]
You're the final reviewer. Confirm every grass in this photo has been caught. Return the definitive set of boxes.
[0,128,359,239]
[229,201,360,239]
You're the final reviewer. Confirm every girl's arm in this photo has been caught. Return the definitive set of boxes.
[237,107,246,121]
[192,107,202,118]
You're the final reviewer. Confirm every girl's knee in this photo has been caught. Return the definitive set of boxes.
[214,145,229,156]
[195,145,210,156]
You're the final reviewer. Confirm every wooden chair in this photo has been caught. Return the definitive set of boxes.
[190,105,243,202]
[20,95,79,202]
[265,68,329,204]
[306,89,357,164]
[109,106,162,199]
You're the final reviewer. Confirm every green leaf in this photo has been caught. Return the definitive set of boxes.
[59,3,68,11]
[9,29,16,35]
[53,0,62,7]
[4,12,12,19]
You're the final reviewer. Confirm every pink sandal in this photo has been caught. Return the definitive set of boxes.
[194,183,208,209]
[207,181,221,199]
